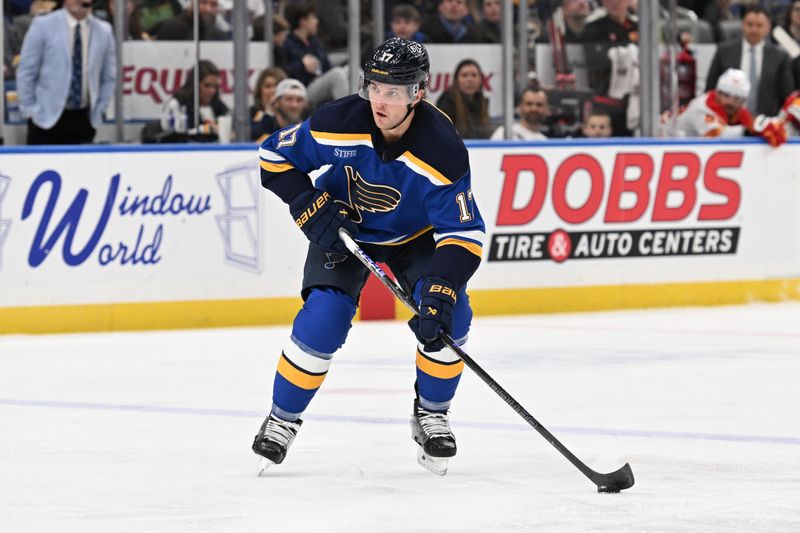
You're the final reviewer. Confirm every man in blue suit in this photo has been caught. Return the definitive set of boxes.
[17,0,116,144]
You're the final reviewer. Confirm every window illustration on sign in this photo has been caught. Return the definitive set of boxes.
[0,174,11,270]
[215,162,262,274]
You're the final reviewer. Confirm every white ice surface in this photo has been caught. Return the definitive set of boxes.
[1,303,799,533]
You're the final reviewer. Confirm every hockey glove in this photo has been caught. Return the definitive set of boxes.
[289,188,357,255]
[408,277,456,352]
[779,91,800,128]
[750,115,787,147]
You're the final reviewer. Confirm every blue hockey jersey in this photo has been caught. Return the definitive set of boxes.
[259,94,485,285]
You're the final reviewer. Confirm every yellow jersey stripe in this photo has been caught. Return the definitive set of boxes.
[402,151,452,185]
[436,238,483,258]
[277,354,327,390]
[310,131,372,141]
[416,350,464,380]
[376,225,434,246]
[260,160,295,173]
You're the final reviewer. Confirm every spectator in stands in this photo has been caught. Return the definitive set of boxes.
[311,0,349,50]
[422,0,481,43]
[96,0,148,40]
[250,66,286,134]
[535,0,591,44]
[137,0,182,36]
[154,0,227,40]
[161,59,229,138]
[17,0,116,144]
[282,3,348,110]
[581,109,613,137]
[4,18,21,80]
[388,4,427,42]
[677,67,787,147]
[436,58,492,139]
[705,5,795,117]
[581,0,638,96]
[490,87,549,140]
[778,0,800,87]
[702,0,734,43]
[476,0,501,43]
[253,14,289,68]
[783,0,800,42]
[251,78,308,142]
[581,0,638,136]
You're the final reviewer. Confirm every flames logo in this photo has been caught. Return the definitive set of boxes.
[343,165,401,223]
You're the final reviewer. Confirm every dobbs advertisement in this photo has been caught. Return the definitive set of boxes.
[467,140,800,290]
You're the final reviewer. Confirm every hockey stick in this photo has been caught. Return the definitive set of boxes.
[339,229,634,493]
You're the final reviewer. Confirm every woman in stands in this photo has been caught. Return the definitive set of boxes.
[435,59,493,139]
[161,59,229,139]
[250,67,287,140]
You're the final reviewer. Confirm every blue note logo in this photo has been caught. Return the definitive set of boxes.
[0,174,11,270]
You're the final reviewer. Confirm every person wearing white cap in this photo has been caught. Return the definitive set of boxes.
[252,78,308,142]
[676,68,787,147]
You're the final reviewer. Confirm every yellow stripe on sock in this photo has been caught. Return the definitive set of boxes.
[416,350,464,380]
[277,353,327,390]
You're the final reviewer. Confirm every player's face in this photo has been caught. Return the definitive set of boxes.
[199,74,220,106]
[583,115,612,137]
[456,65,482,96]
[368,81,417,129]
[519,91,548,126]
[792,2,800,28]
[717,91,745,116]
[742,12,770,45]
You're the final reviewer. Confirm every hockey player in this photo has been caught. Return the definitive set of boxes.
[676,68,787,147]
[252,38,485,476]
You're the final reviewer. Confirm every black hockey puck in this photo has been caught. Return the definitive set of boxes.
[597,485,621,493]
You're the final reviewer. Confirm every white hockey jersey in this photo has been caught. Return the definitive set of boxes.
[676,90,752,139]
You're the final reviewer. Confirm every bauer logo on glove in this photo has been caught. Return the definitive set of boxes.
[294,191,331,228]
[289,189,358,255]
[429,284,457,302]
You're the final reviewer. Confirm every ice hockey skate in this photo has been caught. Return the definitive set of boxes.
[252,414,302,475]
[410,399,457,476]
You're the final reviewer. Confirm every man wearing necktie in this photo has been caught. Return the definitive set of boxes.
[705,5,794,117]
[17,0,116,144]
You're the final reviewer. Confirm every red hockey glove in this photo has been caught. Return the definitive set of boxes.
[750,115,788,147]
[779,91,800,128]
[289,189,357,255]
[408,277,456,352]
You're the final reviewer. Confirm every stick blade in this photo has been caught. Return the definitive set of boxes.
[595,463,635,493]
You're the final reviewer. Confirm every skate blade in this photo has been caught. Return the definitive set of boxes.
[257,457,276,476]
[417,446,448,476]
